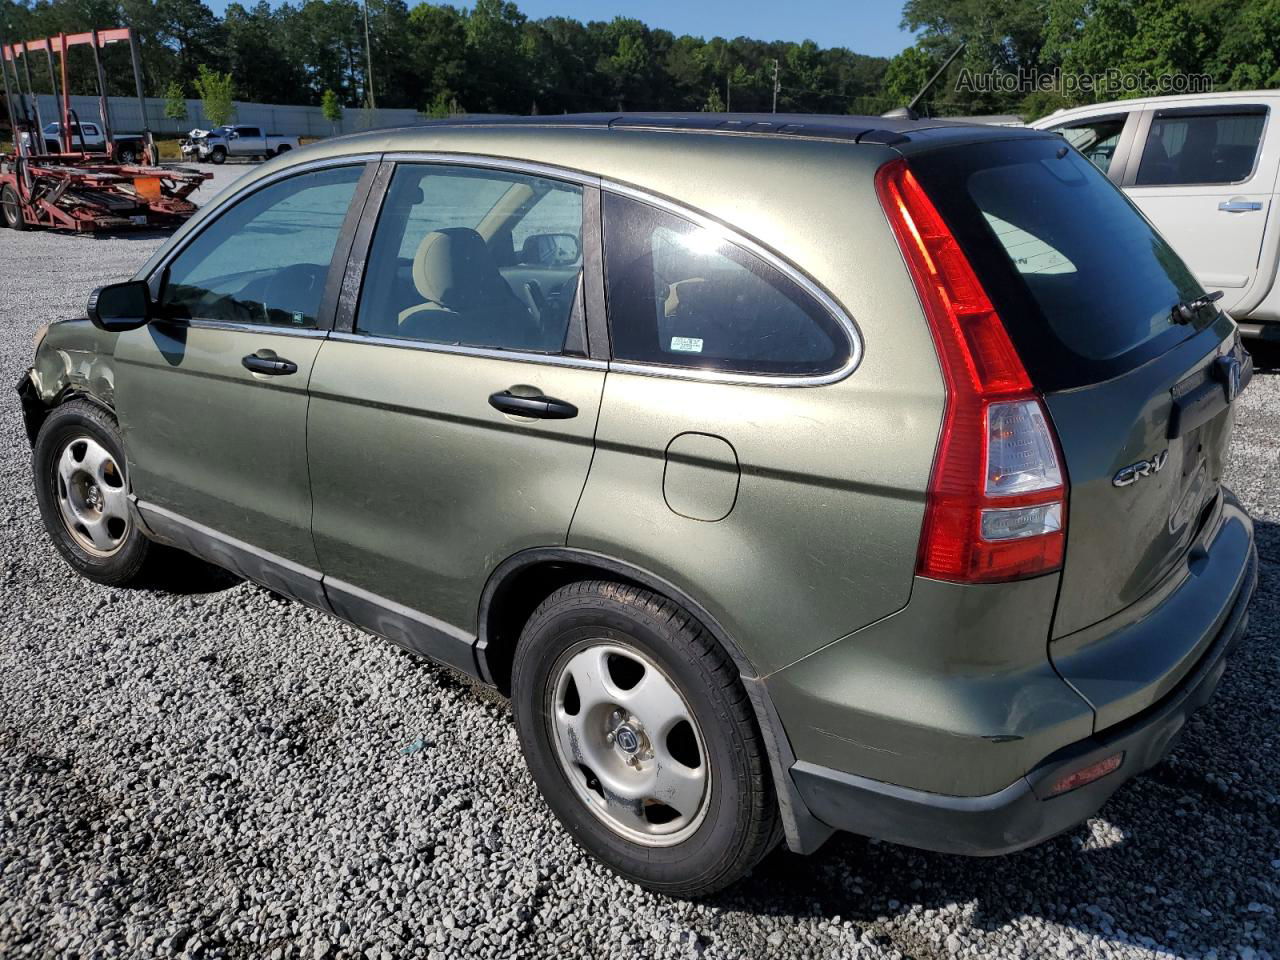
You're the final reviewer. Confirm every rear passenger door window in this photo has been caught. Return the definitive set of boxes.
[602,192,850,377]
[1135,107,1267,186]
[356,164,584,354]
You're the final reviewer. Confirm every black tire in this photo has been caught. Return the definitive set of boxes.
[2,184,27,231]
[511,581,780,897]
[210,147,226,165]
[32,400,154,586]
[275,144,291,155]
[117,147,138,165]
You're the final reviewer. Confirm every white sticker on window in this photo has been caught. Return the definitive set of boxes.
[670,336,704,353]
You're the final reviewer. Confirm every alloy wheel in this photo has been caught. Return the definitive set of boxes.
[53,435,130,556]
[547,641,710,846]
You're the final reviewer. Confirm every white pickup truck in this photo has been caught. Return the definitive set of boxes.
[188,125,300,164]
[1033,91,1280,341]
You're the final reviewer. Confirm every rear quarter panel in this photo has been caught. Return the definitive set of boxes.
[567,139,945,676]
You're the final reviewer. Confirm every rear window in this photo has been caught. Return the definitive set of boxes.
[908,137,1211,391]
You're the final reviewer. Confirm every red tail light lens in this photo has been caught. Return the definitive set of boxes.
[876,158,1067,583]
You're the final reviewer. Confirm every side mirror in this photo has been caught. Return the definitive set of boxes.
[518,233,581,266]
[87,280,152,332]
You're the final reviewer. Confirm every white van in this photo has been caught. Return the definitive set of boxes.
[1032,92,1280,339]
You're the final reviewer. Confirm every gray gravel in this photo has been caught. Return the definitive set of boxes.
[2,165,1278,960]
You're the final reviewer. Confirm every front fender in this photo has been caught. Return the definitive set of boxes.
[20,319,120,444]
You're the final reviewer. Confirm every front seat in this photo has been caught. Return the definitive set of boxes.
[397,227,540,349]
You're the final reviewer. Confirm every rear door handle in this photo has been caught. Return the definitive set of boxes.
[1218,200,1262,212]
[488,389,578,420]
[242,354,298,376]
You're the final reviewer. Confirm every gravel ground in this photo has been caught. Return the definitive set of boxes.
[1,165,1278,960]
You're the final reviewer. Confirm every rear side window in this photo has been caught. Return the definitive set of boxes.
[603,192,848,377]
[1052,115,1128,174]
[909,138,1209,390]
[355,164,584,354]
[1135,106,1266,186]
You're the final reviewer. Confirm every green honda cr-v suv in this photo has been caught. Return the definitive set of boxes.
[19,114,1258,896]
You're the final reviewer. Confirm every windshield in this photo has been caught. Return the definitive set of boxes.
[908,137,1211,390]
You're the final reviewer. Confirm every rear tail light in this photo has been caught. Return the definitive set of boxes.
[876,158,1067,583]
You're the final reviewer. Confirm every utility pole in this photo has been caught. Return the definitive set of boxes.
[771,58,779,113]
[362,0,376,110]
[726,73,730,112]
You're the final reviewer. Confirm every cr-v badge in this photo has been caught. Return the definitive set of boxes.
[1113,450,1169,487]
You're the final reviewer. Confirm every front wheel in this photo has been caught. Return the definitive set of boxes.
[32,400,154,585]
[2,184,28,230]
[512,581,780,897]
[209,147,226,165]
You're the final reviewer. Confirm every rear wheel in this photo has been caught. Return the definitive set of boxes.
[117,146,139,165]
[275,144,291,156]
[2,184,28,230]
[33,401,154,585]
[511,581,780,896]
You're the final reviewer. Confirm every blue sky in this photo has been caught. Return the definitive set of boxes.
[205,0,917,58]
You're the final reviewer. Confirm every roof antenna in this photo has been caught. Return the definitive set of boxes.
[881,41,966,120]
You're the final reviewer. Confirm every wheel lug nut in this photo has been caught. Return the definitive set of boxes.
[605,732,615,744]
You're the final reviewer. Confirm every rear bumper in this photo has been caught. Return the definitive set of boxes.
[790,540,1257,855]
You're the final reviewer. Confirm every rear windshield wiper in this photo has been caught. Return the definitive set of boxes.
[1173,289,1224,323]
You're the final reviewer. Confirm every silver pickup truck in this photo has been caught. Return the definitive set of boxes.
[183,125,300,164]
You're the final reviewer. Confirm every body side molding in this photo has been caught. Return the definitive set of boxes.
[133,500,482,679]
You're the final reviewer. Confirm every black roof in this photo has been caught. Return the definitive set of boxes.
[411,112,1013,147]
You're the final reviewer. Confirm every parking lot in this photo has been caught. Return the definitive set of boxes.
[0,165,1277,960]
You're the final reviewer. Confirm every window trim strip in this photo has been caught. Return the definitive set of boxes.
[326,330,609,369]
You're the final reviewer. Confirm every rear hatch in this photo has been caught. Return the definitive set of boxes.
[909,136,1247,638]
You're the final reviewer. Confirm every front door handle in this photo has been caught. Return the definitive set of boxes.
[242,353,298,376]
[1218,200,1262,213]
[488,389,578,420]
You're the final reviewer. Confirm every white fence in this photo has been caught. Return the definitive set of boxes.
[28,94,425,137]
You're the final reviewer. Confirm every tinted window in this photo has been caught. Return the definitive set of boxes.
[603,193,847,376]
[237,127,262,137]
[1053,115,1127,174]
[1135,107,1266,186]
[356,164,583,354]
[909,138,1209,390]
[162,165,363,327]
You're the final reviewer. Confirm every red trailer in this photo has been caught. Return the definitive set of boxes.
[0,27,210,232]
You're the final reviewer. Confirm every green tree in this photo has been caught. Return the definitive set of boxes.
[464,0,530,112]
[193,63,235,126]
[224,1,307,103]
[426,90,465,117]
[406,2,469,112]
[321,88,343,133]
[883,46,935,111]
[164,80,189,123]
